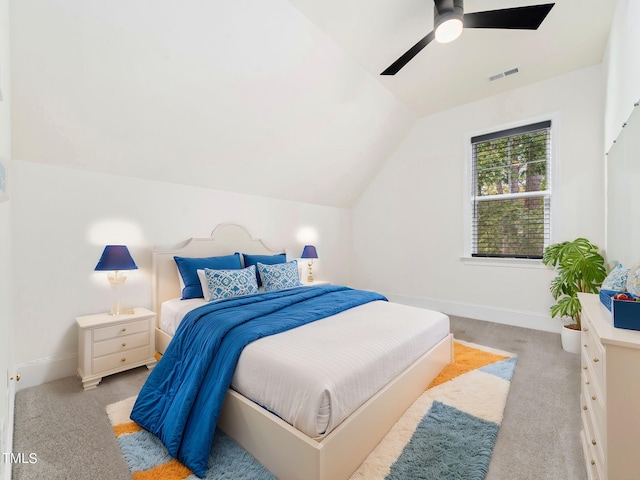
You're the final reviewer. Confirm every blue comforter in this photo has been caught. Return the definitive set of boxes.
[130,284,387,477]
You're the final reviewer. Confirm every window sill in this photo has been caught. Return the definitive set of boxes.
[460,256,547,269]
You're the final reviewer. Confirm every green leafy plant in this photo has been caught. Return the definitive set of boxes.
[542,238,607,330]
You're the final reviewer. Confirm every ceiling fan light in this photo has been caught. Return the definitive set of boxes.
[435,17,463,43]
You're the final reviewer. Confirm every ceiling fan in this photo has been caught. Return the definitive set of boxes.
[381,1,555,75]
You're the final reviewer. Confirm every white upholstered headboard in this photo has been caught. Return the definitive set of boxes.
[151,223,284,314]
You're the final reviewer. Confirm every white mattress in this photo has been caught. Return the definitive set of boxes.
[160,294,450,439]
[160,297,206,336]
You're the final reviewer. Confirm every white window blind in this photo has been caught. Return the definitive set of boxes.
[471,120,551,259]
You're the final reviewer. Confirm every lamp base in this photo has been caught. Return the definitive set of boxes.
[306,261,314,283]
[107,271,132,316]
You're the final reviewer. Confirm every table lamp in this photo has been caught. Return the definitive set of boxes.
[300,245,318,283]
[95,245,138,315]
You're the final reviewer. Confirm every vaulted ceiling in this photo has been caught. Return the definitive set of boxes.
[9,0,616,208]
[288,0,617,116]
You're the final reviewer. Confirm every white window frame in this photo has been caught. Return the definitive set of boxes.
[462,112,562,267]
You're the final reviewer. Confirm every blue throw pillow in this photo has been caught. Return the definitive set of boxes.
[242,253,287,286]
[174,253,242,299]
[204,266,259,301]
[257,260,302,292]
[601,263,629,292]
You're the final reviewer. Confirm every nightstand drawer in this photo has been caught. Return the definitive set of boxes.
[93,331,149,358]
[93,318,149,342]
[93,345,151,373]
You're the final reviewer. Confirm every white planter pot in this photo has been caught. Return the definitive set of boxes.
[561,324,581,354]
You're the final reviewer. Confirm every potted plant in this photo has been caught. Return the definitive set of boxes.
[542,237,607,353]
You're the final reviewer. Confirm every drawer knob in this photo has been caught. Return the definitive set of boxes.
[591,395,596,401]
[583,344,588,348]
[122,343,127,347]
[121,358,126,362]
[583,366,588,370]
[121,328,127,333]
[592,439,597,446]
[591,460,595,466]
[593,357,599,363]
[585,380,590,385]
[583,405,587,411]
[584,328,589,332]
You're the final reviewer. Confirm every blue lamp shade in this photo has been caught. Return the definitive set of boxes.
[94,245,138,271]
[300,245,318,259]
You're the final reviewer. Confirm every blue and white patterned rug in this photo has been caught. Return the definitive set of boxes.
[107,340,516,480]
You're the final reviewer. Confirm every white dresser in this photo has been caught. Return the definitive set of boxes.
[578,293,640,480]
[76,307,157,390]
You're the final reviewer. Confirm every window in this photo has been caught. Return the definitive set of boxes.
[470,120,552,259]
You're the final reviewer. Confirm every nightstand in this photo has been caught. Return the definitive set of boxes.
[76,307,157,390]
[302,280,330,286]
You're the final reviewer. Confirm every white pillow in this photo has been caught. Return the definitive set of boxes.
[197,269,211,302]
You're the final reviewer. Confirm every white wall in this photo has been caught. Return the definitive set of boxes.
[0,0,14,475]
[11,160,351,389]
[603,0,640,150]
[351,65,605,332]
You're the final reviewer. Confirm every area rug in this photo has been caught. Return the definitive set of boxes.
[107,340,516,480]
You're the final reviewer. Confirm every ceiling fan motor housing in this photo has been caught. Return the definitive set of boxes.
[435,0,464,28]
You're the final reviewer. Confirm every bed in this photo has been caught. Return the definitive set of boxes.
[145,223,453,480]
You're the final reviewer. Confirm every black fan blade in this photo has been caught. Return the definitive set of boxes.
[381,31,435,75]
[464,3,554,30]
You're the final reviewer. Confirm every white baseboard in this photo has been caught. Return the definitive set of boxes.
[14,353,78,392]
[383,292,561,334]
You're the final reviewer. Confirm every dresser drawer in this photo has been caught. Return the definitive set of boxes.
[583,323,604,387]
[582,368,604,444]
[581,392,604,479]
[92,345,151,374]
[581,428,602,480]
[92,318,149,342]
[93,331,149,358]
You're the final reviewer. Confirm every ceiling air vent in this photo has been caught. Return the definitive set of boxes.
[488,66,520,82]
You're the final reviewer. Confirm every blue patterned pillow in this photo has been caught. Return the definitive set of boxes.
[204,266,259,301]
[627,261,640,297]
[601,264,629,292]
[257,261,302,292]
